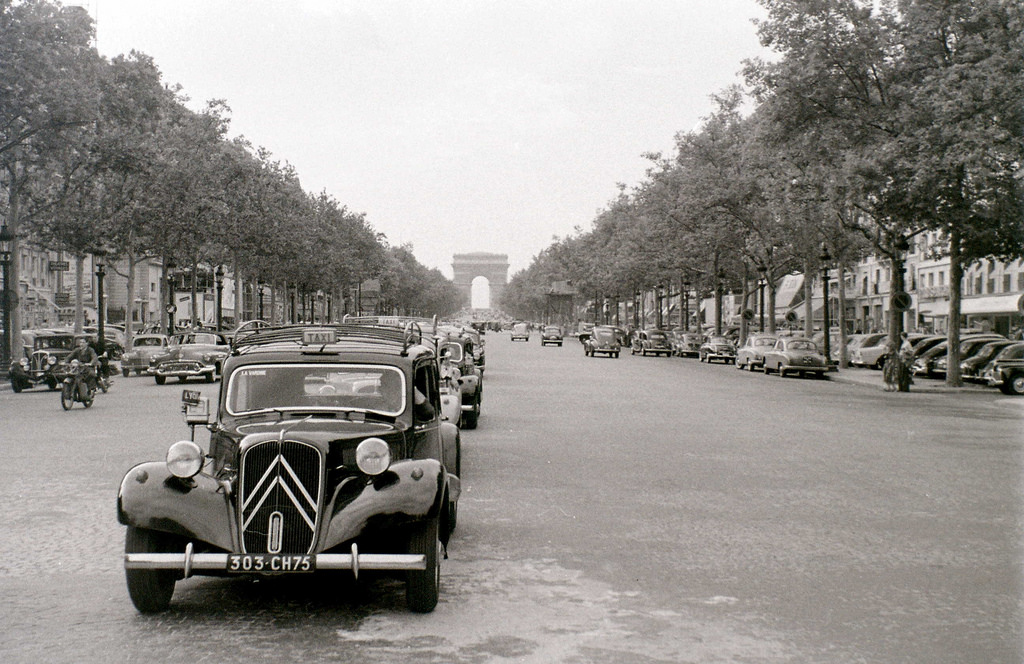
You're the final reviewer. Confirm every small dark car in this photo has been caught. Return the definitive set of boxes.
[118,322,462,613]
[540,325,564,346]
[631,329,672,357]
[9,330,75,392]
[699,335,736,364]
[671,331,702,358]
[583,325,621,358]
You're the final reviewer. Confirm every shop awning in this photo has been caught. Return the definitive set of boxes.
[960,294,1023,315]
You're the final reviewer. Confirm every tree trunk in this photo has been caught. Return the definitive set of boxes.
[190,260,199,327]
[946,227,963,386]
[837,263,850,368]
[803,258,814,337]
[767,279,778,335]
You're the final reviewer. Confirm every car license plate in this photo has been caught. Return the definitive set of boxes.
[227,554,314,573]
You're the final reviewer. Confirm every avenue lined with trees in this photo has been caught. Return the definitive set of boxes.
[501,0,1023,386]
[1,0,461,358]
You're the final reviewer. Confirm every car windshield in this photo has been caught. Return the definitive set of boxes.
[178,333,219,345]
[36,336,75,350]
[444,342,464,362]
[788,340,817,351]
[227,363,406,416]
[649,332,667,340]
[133,337,164,347]
[708,336,728,344]
[593,328,615,339]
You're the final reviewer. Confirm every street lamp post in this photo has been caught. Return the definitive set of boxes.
[683,281,690,332]
[95,259,106,356]
[757,267,766,333]
[0,225,13,368]
[820,244,832,365]
[258,283,265,321]
[165,260,176,336]
[215,265,224,332]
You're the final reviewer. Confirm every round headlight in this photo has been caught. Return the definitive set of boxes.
[166,440,204,478]
[355,437,391,476]
[47,356,57,365]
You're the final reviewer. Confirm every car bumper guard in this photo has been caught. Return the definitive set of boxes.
[125,542,425,580]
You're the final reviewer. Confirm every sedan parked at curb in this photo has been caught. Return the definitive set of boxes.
[763,337,828,378]
[735,334,778,371]
[699,335,736,364]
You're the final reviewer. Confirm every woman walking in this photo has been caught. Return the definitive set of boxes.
[882,339,899,391]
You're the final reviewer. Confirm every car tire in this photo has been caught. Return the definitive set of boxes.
[462,394,480,429]
[614,352,620,358]
[11,380,22,393]
[1001,372,1024,395]
[406,515,441,613]
[47,378,58,390]
[122,367,130,378]
[125,526,178,614]
[205,372,214,383]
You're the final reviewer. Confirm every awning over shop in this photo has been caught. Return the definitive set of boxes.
[960,294,1023,315]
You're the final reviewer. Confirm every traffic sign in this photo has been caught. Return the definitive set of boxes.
[892,291,912,312]
[166,304,177,314]
[49,260,70,271]
[741,309,754,321]
[785,311,799,323]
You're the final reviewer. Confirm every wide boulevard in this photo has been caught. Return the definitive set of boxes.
[0,332,1021,663]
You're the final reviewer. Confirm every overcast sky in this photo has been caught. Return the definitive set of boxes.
[86,0,769,279]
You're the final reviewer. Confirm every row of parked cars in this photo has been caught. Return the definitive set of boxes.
[541,323,1024,392]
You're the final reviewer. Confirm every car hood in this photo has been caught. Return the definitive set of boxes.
[155,344,227,361]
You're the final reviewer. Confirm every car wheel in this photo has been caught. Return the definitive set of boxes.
[125,526,178,614]
[1002,372,1024,396]
[764,363,772,375]
[205,372,214,383]
[11,380,22,393]
[406,515,441,613]
[462,394,480,429]
[779,368,787,377]
[47,378,58,390]
[154,375,166,385]
[614,352,620,358]
[122,367,130,378]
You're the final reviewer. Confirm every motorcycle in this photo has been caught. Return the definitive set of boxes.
[96,352,113,393]
[59,359,95,410]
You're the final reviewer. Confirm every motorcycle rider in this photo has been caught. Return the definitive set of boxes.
[66,336,99,392]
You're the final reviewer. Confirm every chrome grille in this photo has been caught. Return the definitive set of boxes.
[239,440,323,554]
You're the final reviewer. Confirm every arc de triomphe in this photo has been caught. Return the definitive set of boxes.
[452,252,509,310]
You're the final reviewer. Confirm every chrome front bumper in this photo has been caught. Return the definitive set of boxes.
[125,542,425,579]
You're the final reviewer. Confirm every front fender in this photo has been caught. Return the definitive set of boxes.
[459,373,479,397]
[322,458,445,551]
[117,462,236,552]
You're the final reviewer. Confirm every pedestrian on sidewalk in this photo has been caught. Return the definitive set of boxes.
[883,339,899,391]
[897,332,914,392]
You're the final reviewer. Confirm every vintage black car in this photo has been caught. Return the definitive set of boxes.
[9,330,75,392]
[699,335,737,364]
[437,325,483,429]
[540,325,564,346]
[631,329,672,357]
[118,322,462,613]
[583,325,621,358]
